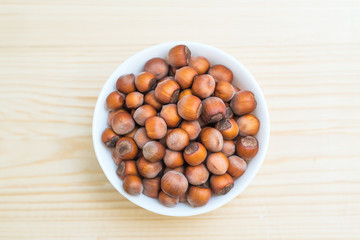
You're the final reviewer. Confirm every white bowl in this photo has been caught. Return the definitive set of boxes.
[92,41,270,216]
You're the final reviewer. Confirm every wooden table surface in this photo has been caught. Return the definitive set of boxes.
[1,0,360,239]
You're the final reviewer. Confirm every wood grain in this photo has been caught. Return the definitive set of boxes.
[1,0,360,239]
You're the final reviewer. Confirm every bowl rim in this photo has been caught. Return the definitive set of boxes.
[92,41,270,216]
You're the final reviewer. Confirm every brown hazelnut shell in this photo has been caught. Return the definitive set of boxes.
[237,114,260,136]
[215,118,239,140]
[142,177,161,198]
[177,95,203,121]
[183,142,207,166]
[142,141,166,162]
[158,191,179,207]
[235,136,259,160]
[161,171,188,198]
[135,72,156,93]
[210,173,234,195]
[117,160,138,180]
[230,91,257,115]
[174,66,198,89]
[144,90,162,111]
[123,175,143,196]
[185,164,209,185]
[144,58,169,80]
[199,127,224,152]
[201,97,226,123]
[208,64,233,83]
[160,104,181,128]
[115,137,138,160]
[227,155,247,178]
[166,128,189,151]
[187,186,211,207]
[189,56,210,74]
[167,45,191,68]
[145,116,167,140]
[154,79,180,104]
[116,74,136,94]
[191,74,216,99]
[137,156,163,178]
[206,152,229,175]
[101,128,120,148]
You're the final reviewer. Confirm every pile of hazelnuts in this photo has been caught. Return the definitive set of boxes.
[101,44,260,208]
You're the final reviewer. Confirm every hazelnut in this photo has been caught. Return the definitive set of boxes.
[161,171,188,198]
[177,95,203,121]
[133,104,157,126]
[166,128,189,151]
[154,79,180,104]
[133,127,151,149]
[208,64,233,83]
[137,156,163,178]
[206,152,229,175]
[183,142,207,166]
[167,44,191,68]
[174,66,198,89]
[201,97,226,123]
[106,91,124,110]
[200,127,224,152]
[135,72,156,92]
[164,166,185,175]
[116,73,136,94]
[210,173,234,195]
[160,104,181,128]
[158,191,179,207]
[179,120,201,140]
[123,175,143,196]
[221,140,235,156]
[189,56,210,74]
[227,155,247,178]
[142,177,161,198]
[107,109,126,126]
[144,58,169,80]
[230,91,257,115]
[115,137,138,160]
[125,91,144,109]
[101,128,120,148]
[117,160,138,180]
[191,74,215,99]
[185,164,209,185]
[163,149,184,168]
[187,186,211,207]
[145,116,167,139]
[237,114,260,136]
[142,141,166,162]
[236,136,259,160]
[112,149,122,165]
[215,118,239,140]
[144,90,162,111]
[178,89,192,101]
[111,111,135,135]
[215,81,235,102]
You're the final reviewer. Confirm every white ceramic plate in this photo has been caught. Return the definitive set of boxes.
[92,41,270,216]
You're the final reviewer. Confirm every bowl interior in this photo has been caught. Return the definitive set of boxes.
[92,41,270,216]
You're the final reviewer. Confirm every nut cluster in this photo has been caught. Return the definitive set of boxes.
[102,44,260,208]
